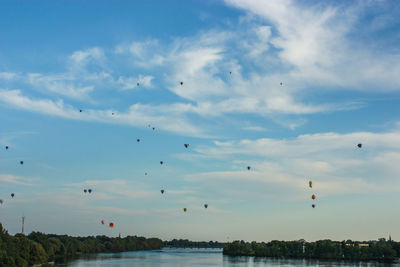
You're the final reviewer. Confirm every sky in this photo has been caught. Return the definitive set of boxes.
[1,0,400,242]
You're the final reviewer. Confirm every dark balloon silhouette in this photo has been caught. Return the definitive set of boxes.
[112,113,114,115]
[109,222,114,228]
[84,189,87,193]
[0,199,3,205]
[229,71,232,74]
[183,208,187,212]
[160,161,163,165]
[11,193,15,198]
[309,181,312,188]
[312,194,316,200]
[180,82,183,85]
[184,144,189,148]
[88,189,92,193]
[312,204,316,208]
[137,139,140,142]
[247,166,251,170]
[280,82,283,85]
[5,146,9,150]
[357,143,362,148]
[204,204,208,209]
[79,109,82,112]
[161,189,165,194]
[137,82,140,86]
[145,172,148,175]
[20,161,24,165]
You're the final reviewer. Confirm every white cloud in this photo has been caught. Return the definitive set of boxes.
[187,130,400,198]
[118,75,154,90]
[27,73,94,100]
[0,72,18,80]
[0,174,37,186]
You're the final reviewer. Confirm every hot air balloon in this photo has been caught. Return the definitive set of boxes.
[0,199,4,205]
[204,204,208,209]
[180,82,183,85]
[79,109,82,112]
[309,181,312,188]
[280,82,283,86]
[20,161,24,165]
[101,220,105,225]
[184,144,189,148]
[112,113,114,115]
[160,161,163,165]
[312,204,316,208]
[5,146,8,150]
[229,71,232,74]
[152,127,155,130]
[11,193,15,198]
[247,166,251,170]
[84,189,87,193]
[88,189,92,193]
[137,139,140,142]
[109,222,114,228]
[137,82,140,86]
[145,172,148,175]
[357,143,362,148]
[311,194,316,200]
[161,189,165,194]
[183,208,187,212]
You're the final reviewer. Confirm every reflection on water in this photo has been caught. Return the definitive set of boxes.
[58,248,399,267]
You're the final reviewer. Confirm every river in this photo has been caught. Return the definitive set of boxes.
[58,248,399,266]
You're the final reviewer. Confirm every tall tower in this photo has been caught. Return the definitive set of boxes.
[22,216,25,234]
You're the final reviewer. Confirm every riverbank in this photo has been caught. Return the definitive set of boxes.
[0,223,162,267]
[223,239,400,262]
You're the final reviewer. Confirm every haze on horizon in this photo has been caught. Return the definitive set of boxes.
[1,0,400,242]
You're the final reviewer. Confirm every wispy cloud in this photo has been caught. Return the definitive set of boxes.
[0,174,37,186]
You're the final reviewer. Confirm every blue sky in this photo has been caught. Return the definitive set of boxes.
[1,0,400,242]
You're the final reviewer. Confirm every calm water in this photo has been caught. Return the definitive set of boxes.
[58,248,400,267]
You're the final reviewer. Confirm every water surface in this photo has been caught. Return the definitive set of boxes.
[58,248,400,266]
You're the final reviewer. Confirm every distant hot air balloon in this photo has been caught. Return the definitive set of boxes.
[160,161,163,165]
[184,144,189,148]
[152,127,155,130]
[229,71,232,75]
[309,181,312,188]
[0,199,4,205]
[5,146,9,150]
[20,161,24,165]
[280,82,283,86]
[112,113,114,115]
[183,208,187,212]
[137,139,140,142]
[88,189,92,193]
[79,109,82,112]
[137,82,140,86]
[180,82,183,85]
[84,189,87,193]
[145,172,148,175]
[11,193,15,198]
[204,204,208,209]
[247,166,251,170]
[312,204,316,208]
[311,194,316,200]
[357,143,362,148]
[101,220,105,225]
[109,222,114,228]
[161,189,165,194]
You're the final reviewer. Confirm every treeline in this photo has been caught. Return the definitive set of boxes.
[164,239,225,248]
[223,239,400,262]
[0,223,163,267]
